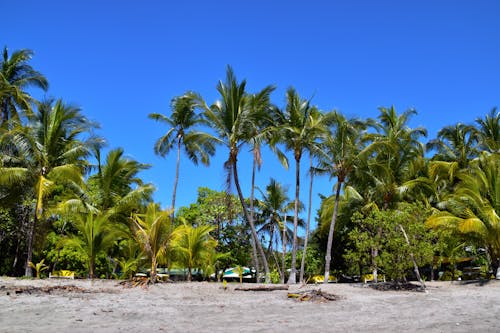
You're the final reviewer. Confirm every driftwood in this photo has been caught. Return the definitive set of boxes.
[2,285,87,295]
[235,285,289,291]
[118,276,151,288]
[287,289,339,302]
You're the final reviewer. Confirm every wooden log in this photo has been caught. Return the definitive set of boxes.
[235,285,289,291]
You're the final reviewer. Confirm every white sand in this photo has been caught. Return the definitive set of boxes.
[1,277,499,332]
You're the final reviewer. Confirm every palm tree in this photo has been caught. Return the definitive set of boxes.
[276,88,327,284]
[149,92,216,220]
[427,122,478,168]
[0,99,93,276]
[86,147,154,215]
[426,152,500,276]
[255,178,293,282]
[172,222,217,281]
[132,203,173,283]
[201,66,273,282]
[63,212,118,278]
[0,47,48,125]
[475,108,499,153]
[353,106,426,281]
[315,111,365,283]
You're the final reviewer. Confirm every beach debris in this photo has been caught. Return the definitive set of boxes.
[118,276,152,288]
[287,289,339,302]
[2,285,87,295]
[235,285,289,291]
[368,281,425,292]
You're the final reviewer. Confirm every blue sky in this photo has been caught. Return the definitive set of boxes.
[2,0,499,228]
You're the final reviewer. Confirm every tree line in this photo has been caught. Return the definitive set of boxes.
[1,47,499,284]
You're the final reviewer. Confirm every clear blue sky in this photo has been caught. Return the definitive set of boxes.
[2,1,499,228]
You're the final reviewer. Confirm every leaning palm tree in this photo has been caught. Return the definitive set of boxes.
[0,47,48,125]
[315,111,365,283]
[149,92,216,220]
[201,66,272,282]
[171,222,217,281]
[275,88,327,284]
[132,203,173,283]
[0,99,93,276]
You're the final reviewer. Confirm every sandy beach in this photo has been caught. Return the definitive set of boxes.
[1,277,499,332]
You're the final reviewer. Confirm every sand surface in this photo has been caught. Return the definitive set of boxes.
[1,277,499,332]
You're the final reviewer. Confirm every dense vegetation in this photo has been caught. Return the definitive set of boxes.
[1,47,498,284]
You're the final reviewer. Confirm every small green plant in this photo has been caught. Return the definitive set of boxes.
[235,265,244,284]
[28,259,48,279]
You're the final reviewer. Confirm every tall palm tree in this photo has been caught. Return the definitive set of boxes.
[149,92,216,220]
[315,111,365,283]
[475,107,499,153]
[201,66,273,282]
[427,122,478,168]
[0,99,93,276]
[132,203,173,283]
[172,222,216,281]
[0,47,48,125]
[276,88,327,284]
[426,152,500,275]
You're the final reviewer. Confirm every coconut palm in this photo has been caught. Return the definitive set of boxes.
[475,108,499,153]
[201,66,273,282]
[132,203,173,283]
[276,88,327,283]
[86,147,154,216]
[0,47,48,125]
[149,92,216,220]
[426,152,500,275]
[427,122,479,168]
[0,99,93,276]
[171,222,217,281]
[255,178,294,281]
[314,111,365,283]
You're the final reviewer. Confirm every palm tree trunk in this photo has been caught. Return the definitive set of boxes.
[281,213,287,284]
[171,137,181,223]
[288,157,301,284]
[324,180,342,283]
[231,156,270,283]
[24,213,37,277]
[249,148,261,279]
[151,256,157,284]
[300,156,313,283]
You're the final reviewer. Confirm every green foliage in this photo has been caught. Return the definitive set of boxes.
[344,203,435,281]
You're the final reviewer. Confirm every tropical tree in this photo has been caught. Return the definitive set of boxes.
[149,92,216,220]
[426,152,500,275]
[62,212,118,278]
[315,111,365,283]
[475,108,499,153]
[171,222,217,281]
[255,178,294,282]
[275,88,327,283]
[0,99,93,276]
[131,203,173,283]
[427,123,478,168]
[201,66,273,281]
[86,147,154,216]
[0,47,48,125]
